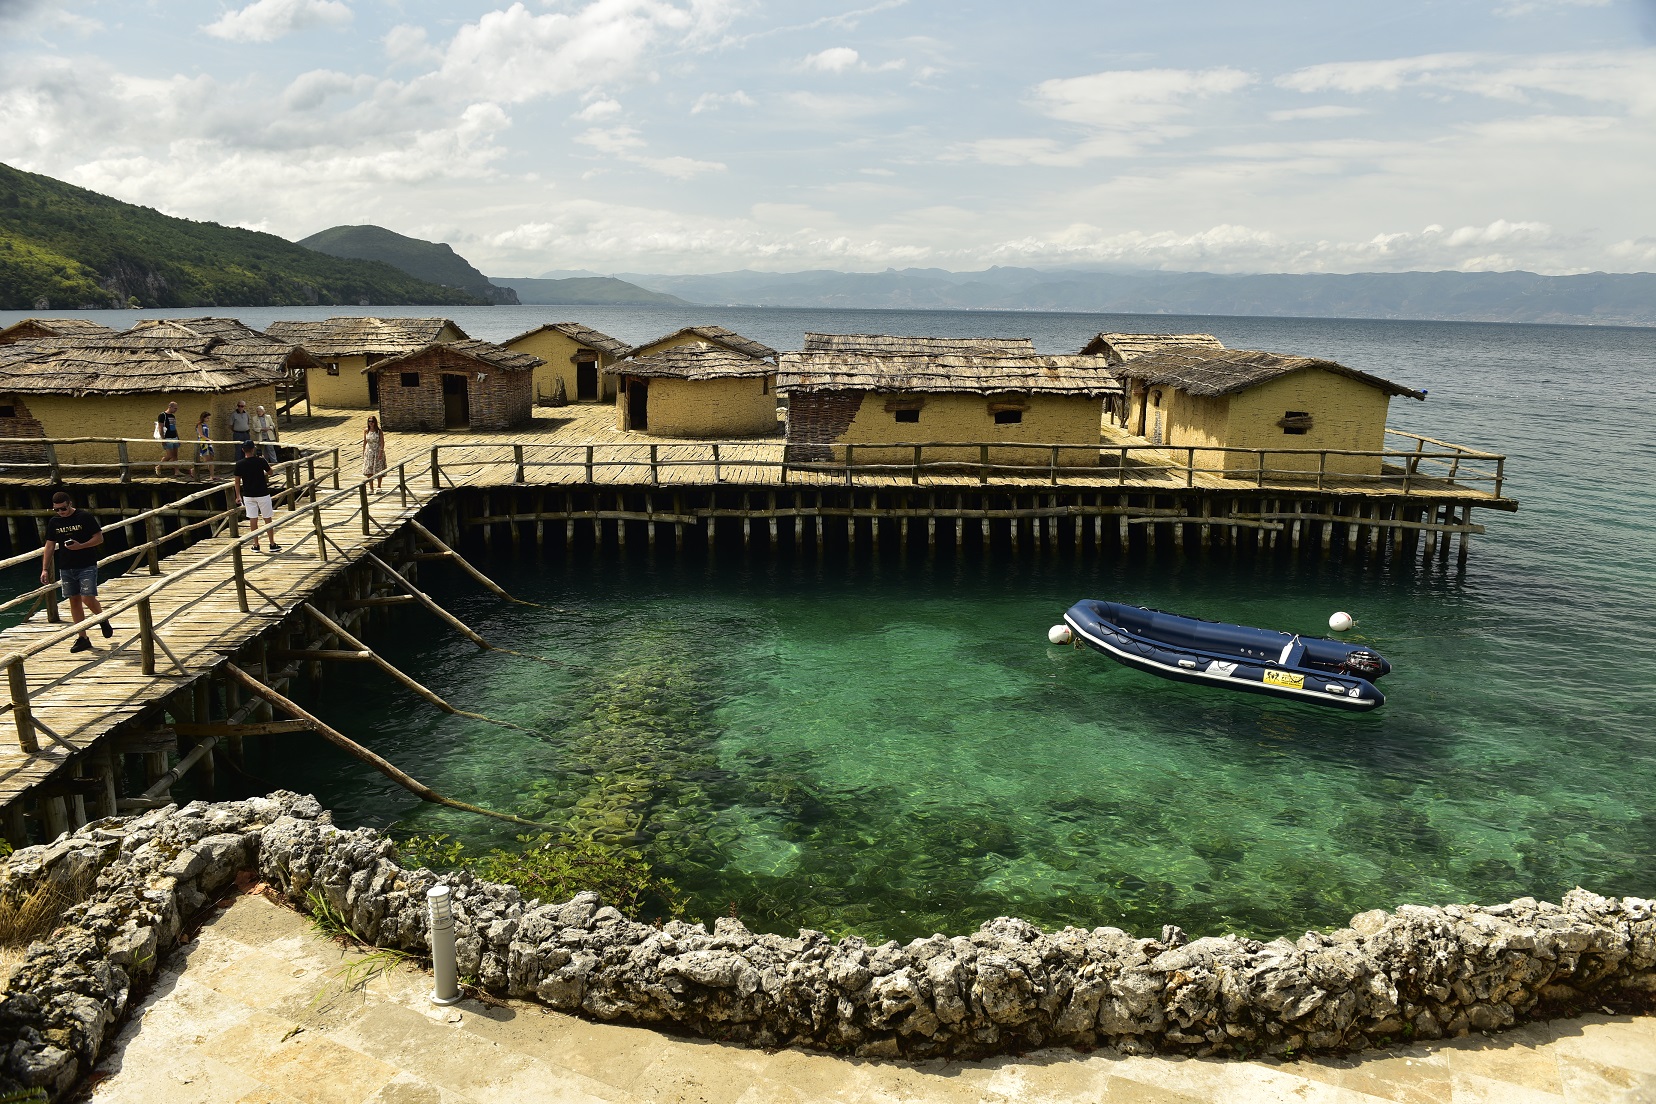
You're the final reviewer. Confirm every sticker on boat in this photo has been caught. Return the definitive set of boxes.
[1263,670,1305,688]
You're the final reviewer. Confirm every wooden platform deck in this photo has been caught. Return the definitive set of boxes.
[0,477,432,814]
[270,406,1512,506]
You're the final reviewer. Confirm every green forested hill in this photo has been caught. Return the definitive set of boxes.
[0,162,486,310]
[298,224,518,304]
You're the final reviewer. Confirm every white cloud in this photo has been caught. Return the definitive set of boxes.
[1495,0,1611,15]
[804,47,860,72]
[383,24,440,67]
[202,0,352,43]
[1268,105,1366,121]
[575,125,725,178]
[576,97,623,120]
[690,90,754,113]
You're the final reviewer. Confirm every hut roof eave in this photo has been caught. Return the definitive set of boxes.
[776,353,1121,396]
[608,343,777,380]
[1115,348,1426,400]
[264,316,468,357]
[502,322,632,358]
[801,333,1038,356]
[0,346,288,396]
[364,339,544,374]
[632,325,778,362]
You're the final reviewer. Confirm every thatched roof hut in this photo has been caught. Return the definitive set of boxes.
[778,353,1120,396]
[1078,332,1225,364]
[610,342,778,437]
[264,316,468,356]
[0,318,117,345]
[504,322,632,360]
[801,333,1037,356]
[366,340,541,431]
[630,325,777,362]
[0,344,288,396]
[1114,348,1423,400]
[93,318,321,377]
[265,316,468,408]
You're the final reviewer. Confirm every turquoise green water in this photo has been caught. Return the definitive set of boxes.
[13,308,1651,941]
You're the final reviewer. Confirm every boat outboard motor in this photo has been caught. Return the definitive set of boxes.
[1343,650,1387,679]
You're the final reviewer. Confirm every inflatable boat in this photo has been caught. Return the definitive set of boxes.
[1063,599,1391,711]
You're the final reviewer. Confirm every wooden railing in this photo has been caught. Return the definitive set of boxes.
[0,450,421,754]
[0,436,297,484]
[426,435,1508,497]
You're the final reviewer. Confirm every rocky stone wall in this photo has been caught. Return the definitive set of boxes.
[3,795,1654,1100]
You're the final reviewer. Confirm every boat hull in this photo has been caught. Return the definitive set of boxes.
[1064,600,1387,712]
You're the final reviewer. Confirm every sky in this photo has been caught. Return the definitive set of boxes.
[2,0,1654,276]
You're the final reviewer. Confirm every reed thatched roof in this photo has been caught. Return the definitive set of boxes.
[0,345,288,396]
[634,326,777,362]
[778,353,1121,396]
[802,333,1038,356]
[1115,348,1425,400]
[0,318,118,345]
[366,339,543,374]
[503,322,632,358]
[1078,332,1226,363]
[27,318,319,377]
[264,316,467,357]
[609,342,775,380]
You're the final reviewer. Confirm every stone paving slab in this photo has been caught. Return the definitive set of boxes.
[90,894,1656,1104]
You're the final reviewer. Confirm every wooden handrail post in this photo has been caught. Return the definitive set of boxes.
[1050,445,1060,485]
[231,544,250,612]
[585,444,595,484]
[306,456,317,499]
[45,584,60,624]
[1117,446,1127,486]
[331,448,341,489]
[1256,451,1266,487]
[1186,447,1196,487]
[145,515,161,575]
[116,440,131,483]
[844,444,854,487]
[1317,451,1327,491]
[44,441,60,485]
[650,444,659,486]
[359,483,372,535]
[979,444,989,485]
[312,502,328,560]
[7,660,38,754]
[136,596,156,676]
[714,443,723,484]
[1494,456,1505,498]
[514,443,526,484]
[398,462,409,506]
[431,446,442,489]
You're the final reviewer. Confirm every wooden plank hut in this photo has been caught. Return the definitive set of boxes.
[264,317,468,409]
[0,339,285,465]
[1079,332,1225,364]
[1114,348,1425,476]
[629,325,777,362]
[609,343,778,437]
[802,333,1037,356]
[0,318,117,345]
[366,340,541,431]
[501,322,631,405]
[778,352,1119,466]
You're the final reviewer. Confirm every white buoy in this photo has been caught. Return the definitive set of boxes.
[1329,611,1355,632]
[1048,624,1073,645]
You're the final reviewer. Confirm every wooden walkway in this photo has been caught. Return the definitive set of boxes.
[0,466,432,820]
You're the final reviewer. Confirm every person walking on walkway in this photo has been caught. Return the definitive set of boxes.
[233,440,280,553]
[253,404,279,464]
[362,415,387,492]
[191,411,215,480]
[40,491,111,655]
[154,401,181,478]
[230,400,253,449]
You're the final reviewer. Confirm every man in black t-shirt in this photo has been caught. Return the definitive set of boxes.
[40,491,111,655]
[234,440,281,553]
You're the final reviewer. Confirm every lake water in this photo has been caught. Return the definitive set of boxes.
[6,304,1654,940]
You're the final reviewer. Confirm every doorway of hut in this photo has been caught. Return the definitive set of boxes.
[441,374,470,429]
[576,357,599,401]
[627,378,648,430]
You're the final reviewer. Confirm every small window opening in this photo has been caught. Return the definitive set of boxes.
[894,409,920,423]
[0,405,14,419]
[400,373,421,388]
[762,376,770,396]
[993,409,1023,425]
[1150,390,1162,407]
[1280,410,1313,435]
[325,363,340,376]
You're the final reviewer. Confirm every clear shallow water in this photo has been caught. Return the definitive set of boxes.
[9,305,1653,940]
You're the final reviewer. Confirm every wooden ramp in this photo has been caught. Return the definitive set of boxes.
[0,472,433,814]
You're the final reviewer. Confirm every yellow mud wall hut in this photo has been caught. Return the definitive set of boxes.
[1202,370,1392,476]
[16,385,279,467]
[504,328,620,404]
[829,391,1102,466]
[616,375,777,437]
[275,319,467,409]
[307,354,373,407]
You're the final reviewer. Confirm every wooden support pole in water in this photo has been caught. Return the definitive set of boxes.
[1458,506,1473,567]
[222,663,546,830]
[361,552,489,650]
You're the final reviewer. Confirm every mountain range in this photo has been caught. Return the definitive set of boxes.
[299,224,519,304]
[0,162,483,310]
[612,267,1656,327]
